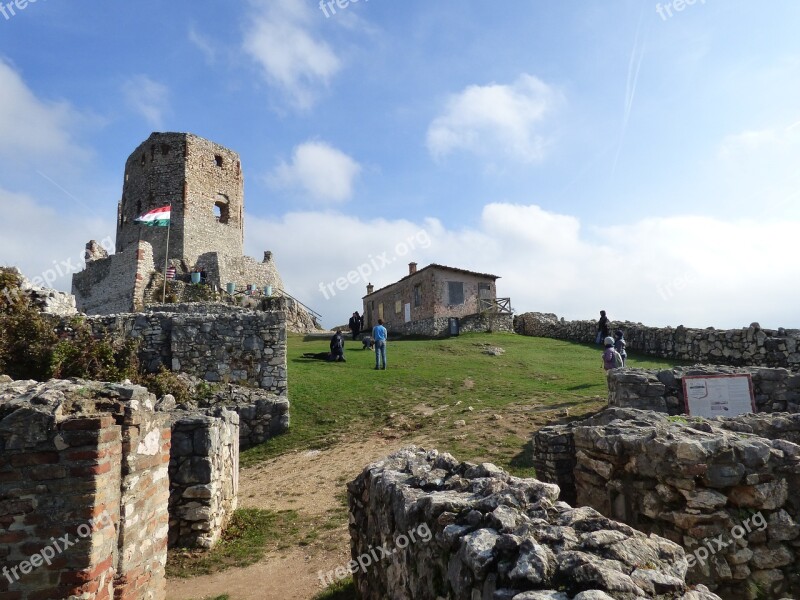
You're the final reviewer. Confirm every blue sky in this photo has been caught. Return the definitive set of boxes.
[1,0,799,328]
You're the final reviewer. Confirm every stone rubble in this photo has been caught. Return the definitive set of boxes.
[348,446,721,600]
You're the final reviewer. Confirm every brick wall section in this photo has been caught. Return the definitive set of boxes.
[72,242,155,315]
[0,380,169,600]
[533,408,800,599]
[168,409,238,548]
[515,311,800,368]
[608,366,800,415]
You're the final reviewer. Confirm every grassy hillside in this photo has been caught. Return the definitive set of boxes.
[242,332,682,472]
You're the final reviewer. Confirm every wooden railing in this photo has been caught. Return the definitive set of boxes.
[478,297,512,314]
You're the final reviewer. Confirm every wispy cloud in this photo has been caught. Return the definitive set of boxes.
[122,75,170,129]
[243,0,342,110]
[188,25,219,64]
[0,59,89,165]
[426,74,562,164]
[267,141,361,203]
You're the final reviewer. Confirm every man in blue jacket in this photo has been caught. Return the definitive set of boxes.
[372,319,387,370]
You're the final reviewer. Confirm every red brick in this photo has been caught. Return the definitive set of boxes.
[69,461,112,477]
[59,555,113,585]
[0,531,27,543]
[9,452,59,467]
[29,465,68,480]
[0,471,21,483]
[60,417,107,431]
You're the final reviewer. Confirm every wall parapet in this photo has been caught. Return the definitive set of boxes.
[515,312,800,368]
[533,408,800,599]
[608,365,800,415]
[347,446,721,600]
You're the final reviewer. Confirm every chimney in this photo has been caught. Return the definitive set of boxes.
[367,283,374,295]
[409,262,418,275]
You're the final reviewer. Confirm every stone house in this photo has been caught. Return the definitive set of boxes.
[362,263,513,336]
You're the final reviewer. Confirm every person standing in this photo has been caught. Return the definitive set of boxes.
[372,319,387,370]
[349,311,362,341]
[596,310,610,344]
[330,329,346,362]
[602,336,617,370]
[613,329,627,367]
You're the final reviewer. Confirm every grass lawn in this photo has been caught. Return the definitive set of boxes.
[242,332,683,472]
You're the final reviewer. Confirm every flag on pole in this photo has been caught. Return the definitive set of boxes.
[135,206,171,227]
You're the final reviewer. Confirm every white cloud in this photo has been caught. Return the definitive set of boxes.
[267,141,361,203]
[188,25,218,64]
[0,189,113,292]
[0,59,89,165]
[243,0,342,110]
[122,75,170,129]
[245,203,800,330]
[427,74,561,164]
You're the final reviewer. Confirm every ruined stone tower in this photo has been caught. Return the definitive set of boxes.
[115,133,245,270]
[72,132,320,326]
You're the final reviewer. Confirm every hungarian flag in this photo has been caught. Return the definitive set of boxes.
[135,206,171,227]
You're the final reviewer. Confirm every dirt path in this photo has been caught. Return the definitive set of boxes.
[166,435,430,600]
[165,398,601,600]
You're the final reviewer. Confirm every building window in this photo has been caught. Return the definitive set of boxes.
[448,281,465,305]
[378,303,384,320]
[413,284,421,307]
[214,194,230,223]
[478,283,492,297]
[395,300,402,314]
[214,155,224,168]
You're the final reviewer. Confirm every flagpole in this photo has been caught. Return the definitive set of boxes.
[162,205,171,304]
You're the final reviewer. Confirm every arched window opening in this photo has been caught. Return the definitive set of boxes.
[214,197,230,224]
[214,155,224,168]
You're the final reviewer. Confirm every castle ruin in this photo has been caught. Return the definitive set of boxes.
[72,133,295,319]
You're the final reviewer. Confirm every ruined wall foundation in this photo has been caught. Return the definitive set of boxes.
[533,408,800,599]
[515,312,800,369]
[348,446,721,600]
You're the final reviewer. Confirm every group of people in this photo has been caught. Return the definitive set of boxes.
[597,310,627,371]
[328,311,388,369]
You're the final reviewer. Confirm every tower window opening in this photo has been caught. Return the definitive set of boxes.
[161,144,170,156]
[214,155,223,168]
[140,153,146,166]
[214,200,230,224]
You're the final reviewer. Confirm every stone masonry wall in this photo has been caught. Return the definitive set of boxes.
[347,446,721,600]
[72,241,156,315]
[608,365,800,415]
[168,409,238,549]
[84,301,288,394]
[0,379,170,600]
[515,312,800,369]
[383,313,513,337]
[533,409,800,599]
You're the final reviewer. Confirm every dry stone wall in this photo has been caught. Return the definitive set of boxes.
[515,312,800,369]
[348,446,721,600]
[0,379,170,600]
[533,409,800,599]
[84,302,288,395]
[608,366,800,415]
[168,409,238,549]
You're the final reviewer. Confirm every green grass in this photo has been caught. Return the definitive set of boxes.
[241,333,684,470]
[313,577,356,600]
[167,509,300,578]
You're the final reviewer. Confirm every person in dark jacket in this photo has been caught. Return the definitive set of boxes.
[596,310,610,344]
[330,329,346,362]
[348,312,362,340]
